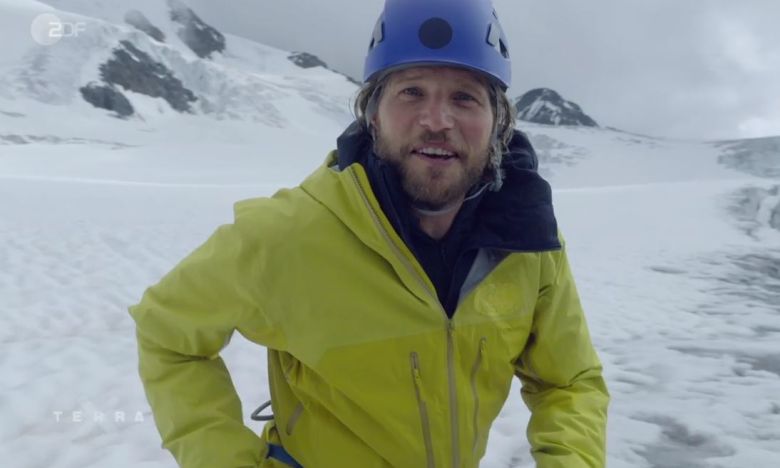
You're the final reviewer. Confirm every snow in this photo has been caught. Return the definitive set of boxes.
[2,1,780,467]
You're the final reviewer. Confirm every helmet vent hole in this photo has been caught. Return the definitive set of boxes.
[486,23,500,47]
[499,39,509,59]
[418,18,453,49]
[370,18,384,50]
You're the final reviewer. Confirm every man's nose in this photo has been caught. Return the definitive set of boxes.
[418,98,454,132]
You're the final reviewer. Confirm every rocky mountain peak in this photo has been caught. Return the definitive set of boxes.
[514,88,598,127]
[167,0,225,59]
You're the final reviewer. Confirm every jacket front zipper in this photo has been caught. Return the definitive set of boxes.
[470,338,487,456]
[352,169,461,468]
[446,322,460,468]
[411,352,436,468]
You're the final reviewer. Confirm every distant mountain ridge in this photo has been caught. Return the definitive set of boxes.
[514,88,598,127]
[0,0,357,124]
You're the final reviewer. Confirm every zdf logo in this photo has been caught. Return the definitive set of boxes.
[30,13,87,46]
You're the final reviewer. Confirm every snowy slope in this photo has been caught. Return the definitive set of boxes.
[5,124,779,468]
[2,1,780,468]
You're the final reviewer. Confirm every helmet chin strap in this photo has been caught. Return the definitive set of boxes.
[411,183,490,217]
[412,203,462,217]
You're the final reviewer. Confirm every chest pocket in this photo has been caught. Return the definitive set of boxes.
[471,282,528,319]
[457,253,540,363]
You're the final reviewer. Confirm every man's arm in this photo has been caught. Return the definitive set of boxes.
[514,243,609,468]
[129,201,283,468]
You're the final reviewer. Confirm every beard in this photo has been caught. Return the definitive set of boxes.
[373,131,489,211]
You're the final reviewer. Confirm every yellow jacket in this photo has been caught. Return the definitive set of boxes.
[130,153,608,467]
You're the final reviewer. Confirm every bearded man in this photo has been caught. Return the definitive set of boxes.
[130,1,609,467]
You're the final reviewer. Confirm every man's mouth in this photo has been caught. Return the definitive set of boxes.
[412,147,458,161]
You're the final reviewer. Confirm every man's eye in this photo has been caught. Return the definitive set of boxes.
[401,87,423,97]
[454,92,477,102]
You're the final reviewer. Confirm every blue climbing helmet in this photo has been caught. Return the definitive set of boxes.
[363,0,512,89]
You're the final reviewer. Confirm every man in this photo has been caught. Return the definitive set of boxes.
[130,0,609,467]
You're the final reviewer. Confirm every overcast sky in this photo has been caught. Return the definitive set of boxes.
[189,0,780,141]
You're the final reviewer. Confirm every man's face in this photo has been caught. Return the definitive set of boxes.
[372,66,494,211]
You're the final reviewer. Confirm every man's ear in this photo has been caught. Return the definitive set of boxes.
[369,121,378,141]
[367,112,380,140]
[370,113,379,131]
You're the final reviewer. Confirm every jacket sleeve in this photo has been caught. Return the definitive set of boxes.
[129,202,283,468]
[514,243,609,468]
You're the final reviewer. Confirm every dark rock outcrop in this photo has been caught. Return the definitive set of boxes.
[97,40,197,113]
[168,0,225,59]
[287,51,360,85]
[288,52,328,69]
[79,82,134,117]
[514,88,598,127]
[124,10,165,42]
